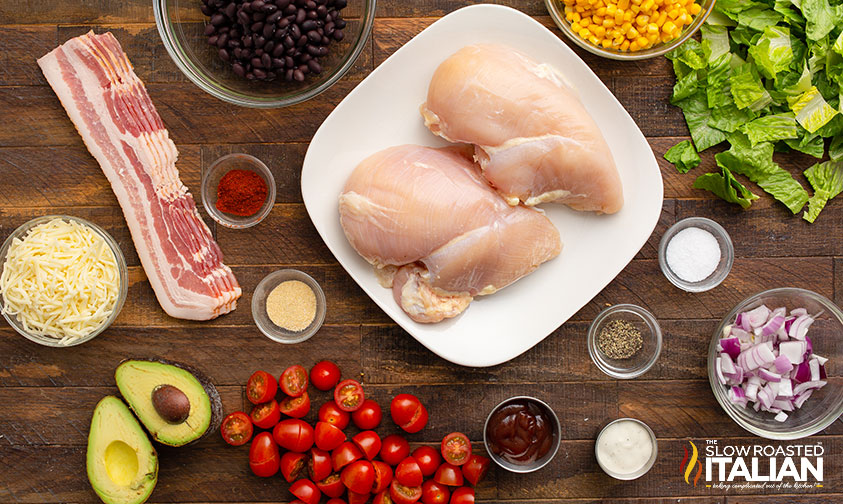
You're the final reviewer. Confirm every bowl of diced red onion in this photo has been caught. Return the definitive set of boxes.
[709,287,843,440]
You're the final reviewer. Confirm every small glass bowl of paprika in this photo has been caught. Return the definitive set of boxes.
[201,153,276,229]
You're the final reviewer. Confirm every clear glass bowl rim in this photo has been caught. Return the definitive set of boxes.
[544,0,717,60]
[0,215,129,347]
[153,0,377,108]
[707,287,843,440]
[587,303,663,379]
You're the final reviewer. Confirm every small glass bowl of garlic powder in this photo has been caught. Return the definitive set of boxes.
[658,217,734,293]
[252,269,326,344]
[0,215,128,346]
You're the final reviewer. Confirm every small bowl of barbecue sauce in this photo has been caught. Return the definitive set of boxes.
[483,396,561,473]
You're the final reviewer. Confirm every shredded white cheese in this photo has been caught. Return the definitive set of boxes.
[0,218,120,344]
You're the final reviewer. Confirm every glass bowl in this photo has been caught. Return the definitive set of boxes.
[154,0,376,108]
[201,153,276,228]
[252,269,326,344]
[545,0,716,60]
[658,217,734,293]
[0,215,128,347]
[588,304,662,379]
[483,395,561,473]
[708,288,843,440]
[595,418,658,480]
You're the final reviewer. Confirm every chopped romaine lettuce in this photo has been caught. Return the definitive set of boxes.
[799,0,838,42]
[676,91,728,151]
[731,64,773,111]
[803,160,843,222]
[664,140,702,174]
[693,166,760,209]
[789,86,839,133]
[748,26,793,79]
[741,113,799,144]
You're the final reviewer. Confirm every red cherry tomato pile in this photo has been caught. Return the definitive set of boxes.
[219,360,491,504]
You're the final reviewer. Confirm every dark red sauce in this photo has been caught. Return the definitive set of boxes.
[486,399,556,464]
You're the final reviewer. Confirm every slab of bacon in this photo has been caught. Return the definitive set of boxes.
[38,32,241,320]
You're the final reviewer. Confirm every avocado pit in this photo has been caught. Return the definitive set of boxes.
[151,385,190,424]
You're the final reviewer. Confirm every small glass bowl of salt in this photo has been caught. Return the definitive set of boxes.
[658,217,734,293]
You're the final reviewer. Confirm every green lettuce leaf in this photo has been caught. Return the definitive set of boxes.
[740,113,800,144]
[702,24,731,63]
[748,26,794,79]
[730,63,774,111]
[715,132,810,213]
[737,7,784,31]
[693,166,760,209]
[784,131,825,157]
[830,134,843,160]
[788,86,839,132]
[676,91,728,151]
[672,69,703,103]
[664,140,702,173]
[799,0,838,41]
[803,160,843,221]
[709,101,758,132]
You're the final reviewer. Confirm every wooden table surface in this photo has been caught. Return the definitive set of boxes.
[0,1,840,503]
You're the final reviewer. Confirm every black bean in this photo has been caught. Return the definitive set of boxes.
[201,4,212,15]
[276,0,291,7]
[232,63,246,76]
[252,56,263,68]
[306,44,320,56]
[290,24,301,39]
[263,3,278,13]
[296,8,306,23]
[255,35,266,46]
[318,46,328,56]
[299,64,310,75]
[261,52,271,68]
[238,10,250,24]
[253,12,266,21]
[252,0,265,10]
[300,53,312,63]
[297,34,307,47]
[293,69,305,81]
[211,13,226,25]
[284,3,296,14]
[267,11,283,24]
[301,19,317,31]
[285,55,294,67]
[316,5,327,17]
[334,0,346,7]
[251,21,263,32]
[279,17,290,28]
[219,48,230,61]
[307,10,318,20]
[283,35,295,48]
[204,24,216,36]
[263,23,275,38]
[224,2,237,18]
[243,35,253,47]
[255,48,264,56]
[285,68,294,81]
[307,59,321,74]
[273,44,285,57]
[332,29,343,41]
[254,68,267,79]
[306,30,321,43]
[208,35,219,45]
[335,18,346,29]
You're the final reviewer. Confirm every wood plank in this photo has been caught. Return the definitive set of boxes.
[375,1,549,17]
[361,319,716,384]
[835,258,841,307]
[0,26,56,86]
[2,437,835,502]
[0,325,362,388]
[726,496,843,504]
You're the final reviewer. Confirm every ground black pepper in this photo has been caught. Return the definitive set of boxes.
[597,320,643,359]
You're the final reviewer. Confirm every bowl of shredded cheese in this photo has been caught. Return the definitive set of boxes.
[0,215,128,346]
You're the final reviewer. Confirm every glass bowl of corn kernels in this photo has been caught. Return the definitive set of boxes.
[546,0,716,60]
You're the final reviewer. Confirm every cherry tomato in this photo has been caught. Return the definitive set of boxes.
[315,421,347,451]
[390,480,422,504]
[309,447,333,482]
[461,454,490,486]
[273,419,315,452]
[220,411,253,446]
[380,434,410,466]
[341,460,375,494]
[280,451,308,483]
[412,446,441,477]
[352,399,383,430]
[290,479,321,504]
[334,379,365,412]
[319,401,351,429]
[390,394,428,433]
[372,460,393,494]
[249,432,280,477]
[326,499,348,504]
[247,370,278,405]
[250,400,281,429]
[348,491,371,504]
[440,433,471,466]
[311,360,342,391]
[402,405,428,434]
[317,473,346,499]
[433,464,464,487]
[449,487,474,504]
[281,365,309,397]
[421,480,450,504]
[332,441,364,472]
[374,490,394,504]
[395,457,424,487]
[280,391,311,418]
[352,430,382,460]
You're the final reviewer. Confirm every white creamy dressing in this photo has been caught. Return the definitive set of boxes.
[596,420,654,476]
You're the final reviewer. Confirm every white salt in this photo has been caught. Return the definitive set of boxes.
[665,227,721,283]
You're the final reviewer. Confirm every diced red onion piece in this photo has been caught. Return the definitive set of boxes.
[787,315,813,340]
[779,341,806,365]
[793,390,813,408]
[721,352,737,374]
[777,378,793,397]
[772,399,794,411]
[730,327,751,342]
[790,308,808,317]
[719,337,742,359]
[792,380,827,397]
[809,359,821,381]
[814,354,828,366]
[773,355,793,374]
[745,382,759,401]
[758,368,781,382]
[715,356,727,385]
[729,386,748,408]
[774,411,788,422]
[793,361,811,383]
[757,313,785,336]
[745,305,771,329]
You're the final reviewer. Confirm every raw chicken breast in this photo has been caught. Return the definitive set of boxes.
[421,44,624,214]
[339,145,561,323]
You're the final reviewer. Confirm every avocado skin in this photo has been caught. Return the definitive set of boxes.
[116,358,222,447]
[87,396,158,504]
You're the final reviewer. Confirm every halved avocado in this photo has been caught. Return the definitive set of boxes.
[87,396,158,504]
[115,359,222,447]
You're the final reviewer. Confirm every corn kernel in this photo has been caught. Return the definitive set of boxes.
[627,26,640,38]
[657,11,668,25]
[618,0,630,8]
[667,8,679,18]
[580,16,591,26]
[690,2,701,14]
[647,32,659,43]
[637,36,649,46]
[625,9,635,19]
[647,23,659,34]
[629,41,640,51]
[603,18,615,28]
[606,4,618,15]
[614,11,625,23]
[571,21,582,32]
[642,0,655,11]
[579,27,591,38]
[596,6,607,15]
[588,35,600,45]
[663,20,676,33]
[593,15,604,24]
[602,38,613,48]
[621,39,631,50]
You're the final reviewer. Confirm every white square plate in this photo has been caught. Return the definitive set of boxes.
[301,4,663,367]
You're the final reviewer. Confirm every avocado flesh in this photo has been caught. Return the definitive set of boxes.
[115,360,212,447]
[87,396,157,504]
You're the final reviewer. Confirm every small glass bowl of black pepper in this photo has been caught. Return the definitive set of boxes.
[154,0,376,108]
[587,304,662,379]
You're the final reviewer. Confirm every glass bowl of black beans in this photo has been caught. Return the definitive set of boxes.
[154,0,376,108]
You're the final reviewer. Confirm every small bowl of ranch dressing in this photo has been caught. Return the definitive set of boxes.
[595,418,657,480]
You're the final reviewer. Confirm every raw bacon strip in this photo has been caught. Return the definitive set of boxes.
[37,32,241,320]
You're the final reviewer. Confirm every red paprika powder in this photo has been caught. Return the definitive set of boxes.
[216,169,268,217]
